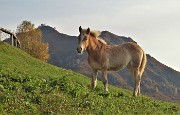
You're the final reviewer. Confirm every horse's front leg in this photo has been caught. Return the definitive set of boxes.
[102,69,108,91]
[91,69,98,89]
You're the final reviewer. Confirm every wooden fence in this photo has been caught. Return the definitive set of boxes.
[0,27,20,48]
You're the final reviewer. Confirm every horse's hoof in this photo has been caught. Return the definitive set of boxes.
[91,85,96,89]
[105,89,108,92]
[133,94,137,97]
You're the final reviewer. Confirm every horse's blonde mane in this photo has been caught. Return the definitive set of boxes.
[90,30,101,37]
[97,37,107,44]
[82,29,107,44]
[91,31,107,44]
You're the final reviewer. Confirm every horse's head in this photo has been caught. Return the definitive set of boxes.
[76,26,90,54]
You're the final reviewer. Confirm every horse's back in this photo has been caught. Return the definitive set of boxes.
[105,42,144,70]
[122,42,145,68]
[107,42,143,60]
[122,42,143,53]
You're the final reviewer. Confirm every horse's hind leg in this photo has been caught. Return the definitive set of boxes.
[137,78,141,96]
[133,69,141,97]
[137,72,143,96]
[91,69,98,89]
[128,64,139,96]
[102,69,108,91]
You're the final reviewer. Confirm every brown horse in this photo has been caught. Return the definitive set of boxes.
[76,26,147,97]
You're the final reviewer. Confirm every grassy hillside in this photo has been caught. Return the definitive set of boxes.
[0,42,180,114]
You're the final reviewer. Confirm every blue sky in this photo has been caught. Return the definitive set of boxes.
[1,0,180,71]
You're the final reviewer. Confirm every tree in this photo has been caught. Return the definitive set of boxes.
[16,20,49,62]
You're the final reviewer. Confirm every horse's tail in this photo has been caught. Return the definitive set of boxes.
[139,50,147,76]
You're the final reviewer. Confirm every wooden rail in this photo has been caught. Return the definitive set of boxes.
[0,27,20,48]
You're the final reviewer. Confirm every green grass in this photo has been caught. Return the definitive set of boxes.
[0,41,180,114]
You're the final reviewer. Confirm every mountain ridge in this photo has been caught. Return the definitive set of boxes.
[39,25,180,103]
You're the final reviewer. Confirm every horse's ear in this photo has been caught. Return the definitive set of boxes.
[79,26,82,33]
[86,28,90,34]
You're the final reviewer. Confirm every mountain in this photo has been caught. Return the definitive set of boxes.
[39,25,180,103]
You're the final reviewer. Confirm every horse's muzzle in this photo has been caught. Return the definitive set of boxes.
[76,47,82,53]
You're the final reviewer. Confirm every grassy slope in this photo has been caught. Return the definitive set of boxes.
[0,42,180,114]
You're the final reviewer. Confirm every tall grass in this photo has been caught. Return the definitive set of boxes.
[0,42,179,114]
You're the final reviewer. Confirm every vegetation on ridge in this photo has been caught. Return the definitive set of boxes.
[0,42,180,114]
[16,20,49,62]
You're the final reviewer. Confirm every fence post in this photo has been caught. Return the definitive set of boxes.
[15,37,17,47]
[0,30,1,41]
[11,34,14,46]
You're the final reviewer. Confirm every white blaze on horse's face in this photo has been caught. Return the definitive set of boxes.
[76,26,90,54]
[77,33,88,54]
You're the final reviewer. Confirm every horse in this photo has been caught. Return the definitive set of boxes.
[76,26,147,97]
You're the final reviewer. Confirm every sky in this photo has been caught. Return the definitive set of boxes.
[0,0,180,71]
